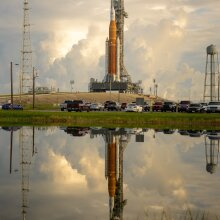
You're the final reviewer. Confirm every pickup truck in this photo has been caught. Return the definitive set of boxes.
[67,100,90,112]
[60,100,72,111]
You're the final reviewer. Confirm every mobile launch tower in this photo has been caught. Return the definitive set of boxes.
[89,0,143,93]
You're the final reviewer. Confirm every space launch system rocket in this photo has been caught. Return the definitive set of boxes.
[105,0,120,82]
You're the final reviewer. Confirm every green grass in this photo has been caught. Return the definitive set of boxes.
[0,110,220,129]
[23,104,59,110]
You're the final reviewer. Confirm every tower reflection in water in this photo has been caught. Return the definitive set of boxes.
[177,129,220,174]
[3,126,36,220]
[205,130,220,174]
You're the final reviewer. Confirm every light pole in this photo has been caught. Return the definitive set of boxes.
[155,84,158,97]
[110,79,112,101]
[10,62,19,108]
[70,80,74,93]
[10,62,13,107]
[153,79,156,96]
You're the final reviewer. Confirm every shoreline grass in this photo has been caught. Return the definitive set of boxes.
[0,110,220,129]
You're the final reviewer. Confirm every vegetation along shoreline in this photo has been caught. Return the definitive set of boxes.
[0,110,220,129]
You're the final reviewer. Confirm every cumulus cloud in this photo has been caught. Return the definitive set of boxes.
[38,26,105,92]
[40,149,87,192]
[1,0,220,100]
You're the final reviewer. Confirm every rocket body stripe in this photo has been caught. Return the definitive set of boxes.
[108,142,116,197]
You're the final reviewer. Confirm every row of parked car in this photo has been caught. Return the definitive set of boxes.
[60,100,145,112]
[59,99,220,113]
[152,100,220,113]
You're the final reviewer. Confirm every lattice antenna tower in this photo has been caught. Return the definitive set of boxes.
[113,0,131,82]
[20,0,33,96]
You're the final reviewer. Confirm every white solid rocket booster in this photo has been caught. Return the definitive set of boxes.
[105,38,109,81]
[116,37,120,82]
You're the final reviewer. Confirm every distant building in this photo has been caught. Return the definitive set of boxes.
[28,86,50,94]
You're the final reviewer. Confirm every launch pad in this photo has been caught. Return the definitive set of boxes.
[89,0,143,94]
[89,80,143,93]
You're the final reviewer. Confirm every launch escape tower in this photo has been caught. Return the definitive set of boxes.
[203,45,220,102]
[113,0,129,81]
[89,0,143,93]
[20,0,33,98]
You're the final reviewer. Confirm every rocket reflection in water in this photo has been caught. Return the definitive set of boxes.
[103,128,130,220]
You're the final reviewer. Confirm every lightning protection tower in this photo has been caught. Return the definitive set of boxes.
[113,0,130,82]
[20,0,33,98]
[203,44,220,102]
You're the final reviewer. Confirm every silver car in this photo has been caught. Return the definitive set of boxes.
[90,103,104,111]
[207,101,220,113]
[125,103,143,112]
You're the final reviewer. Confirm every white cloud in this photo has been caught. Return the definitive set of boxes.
[1,0,220,100]
[40,149,87,191]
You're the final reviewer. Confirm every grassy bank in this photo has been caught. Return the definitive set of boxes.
[0,110,220,129]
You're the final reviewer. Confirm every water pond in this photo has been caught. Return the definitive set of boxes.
[0,126,219,219]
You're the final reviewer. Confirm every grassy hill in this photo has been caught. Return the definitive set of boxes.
[0,92,157,107]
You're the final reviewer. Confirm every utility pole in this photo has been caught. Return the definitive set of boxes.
[10,129,13,174]
[32,67,38,109]
[155,84,158,97]
[10,62,19,107]
[10,62,13,107]
[153,79,156,96]
[32,68,35,109]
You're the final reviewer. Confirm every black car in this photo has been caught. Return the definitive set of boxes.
[121,102,127,110]
[161,101,176,112]
[187,103,202,113]
[200,102,208,113]
[104,101,111,110]
[107,101,121,111]
[2,103,12,110]
[143,103,150,112]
